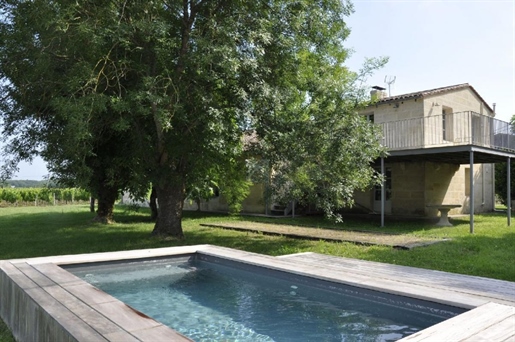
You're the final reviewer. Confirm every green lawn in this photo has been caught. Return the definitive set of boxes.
[1,205,514,279]
[1,205,514,341]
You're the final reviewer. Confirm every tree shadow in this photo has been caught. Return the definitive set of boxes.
[2,206,512,283]
[0,206,311,260]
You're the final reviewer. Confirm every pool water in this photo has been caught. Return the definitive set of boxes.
[66,256,464,342]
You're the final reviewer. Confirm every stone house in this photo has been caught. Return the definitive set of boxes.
[185,83,515,225]
[355,83,515,220]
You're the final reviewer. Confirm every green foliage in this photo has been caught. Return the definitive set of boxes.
[255,56,388,220]
[0,188,90,205]
[0,0,151,221]
[0,188,21,203]
[494,115,515,205]
[219,160,252,214]
[0,317,14,342]
[495,160,515,205]
[1,0,388,235]
[187,178,219,210]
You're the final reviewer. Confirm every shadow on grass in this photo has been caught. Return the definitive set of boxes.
[2,206,513,281]
[0,206,153,259]
[0,206,310,260]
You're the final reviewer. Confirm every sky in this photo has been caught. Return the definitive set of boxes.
[345,0,515,121]
[8,0,515,180]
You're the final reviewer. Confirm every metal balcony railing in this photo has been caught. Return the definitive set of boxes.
[379,111,515,152]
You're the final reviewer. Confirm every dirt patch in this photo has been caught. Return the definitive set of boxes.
[201,222,447,249]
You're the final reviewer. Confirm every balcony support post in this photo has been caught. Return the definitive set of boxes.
[469,151,474,234]
[508,157,511,226]
[381,156,385,228]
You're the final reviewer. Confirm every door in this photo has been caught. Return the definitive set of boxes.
[373,168,392,213]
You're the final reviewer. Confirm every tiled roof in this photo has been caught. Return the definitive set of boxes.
[375,83,494,113]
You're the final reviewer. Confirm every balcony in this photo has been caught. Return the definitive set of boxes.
[380,111,515,153]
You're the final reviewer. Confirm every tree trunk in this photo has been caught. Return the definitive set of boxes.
[152,182,185,238]
[89,197,95,212]
[93,185,118,223]
[149,186,158,221]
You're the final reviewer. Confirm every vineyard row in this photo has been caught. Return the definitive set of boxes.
[0,188,90,205]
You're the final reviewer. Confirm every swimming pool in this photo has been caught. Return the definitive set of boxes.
[1,245,513,341]
[64,254,465,341]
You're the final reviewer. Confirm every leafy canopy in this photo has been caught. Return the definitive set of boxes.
[1,0,387,234]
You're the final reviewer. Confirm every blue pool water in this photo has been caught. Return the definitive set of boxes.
[66,256,464,342]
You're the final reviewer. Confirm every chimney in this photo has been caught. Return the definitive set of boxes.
[370,86,387,101]
[492,103,496,113]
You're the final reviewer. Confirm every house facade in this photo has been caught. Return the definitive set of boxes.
[184,83,515,220]
[355,83,505,217]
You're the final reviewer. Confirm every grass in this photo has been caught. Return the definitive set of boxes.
[1,205,514,341]
[0,205,513,279]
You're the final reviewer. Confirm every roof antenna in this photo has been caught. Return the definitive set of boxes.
[384,76,396,96]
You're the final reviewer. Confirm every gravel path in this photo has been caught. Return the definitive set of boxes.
[200,221,447,249]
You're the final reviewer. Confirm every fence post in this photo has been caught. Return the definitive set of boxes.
[35,194,37,207]
[53,193,56,206]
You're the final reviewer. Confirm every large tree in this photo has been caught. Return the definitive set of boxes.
[1,0,386,237]
[0,0,151,222]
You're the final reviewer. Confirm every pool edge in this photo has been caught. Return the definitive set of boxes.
[1,244,514,341]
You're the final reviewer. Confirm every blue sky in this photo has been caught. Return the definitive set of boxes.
[345,0,515,122]
[10,0,515,180]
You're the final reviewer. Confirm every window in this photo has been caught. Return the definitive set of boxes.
[362,113,374,123]
[442,107,453,142]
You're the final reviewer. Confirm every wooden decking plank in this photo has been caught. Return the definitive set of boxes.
[398,302,514,341]
[280,253,515,304]
[42,284,130,336]
[466,313,515,341]
[13,262,56,288]
[32,263,85,286]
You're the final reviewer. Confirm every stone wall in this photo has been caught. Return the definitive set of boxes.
[422,162,494,216]
[390,162,426,216]
[352,161,495,217]
[424,162,462,216]
[361,97,424,124]
[423,88,494,117]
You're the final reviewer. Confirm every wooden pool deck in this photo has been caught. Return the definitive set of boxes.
[1,245,514,341]
[276,252,515,341]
